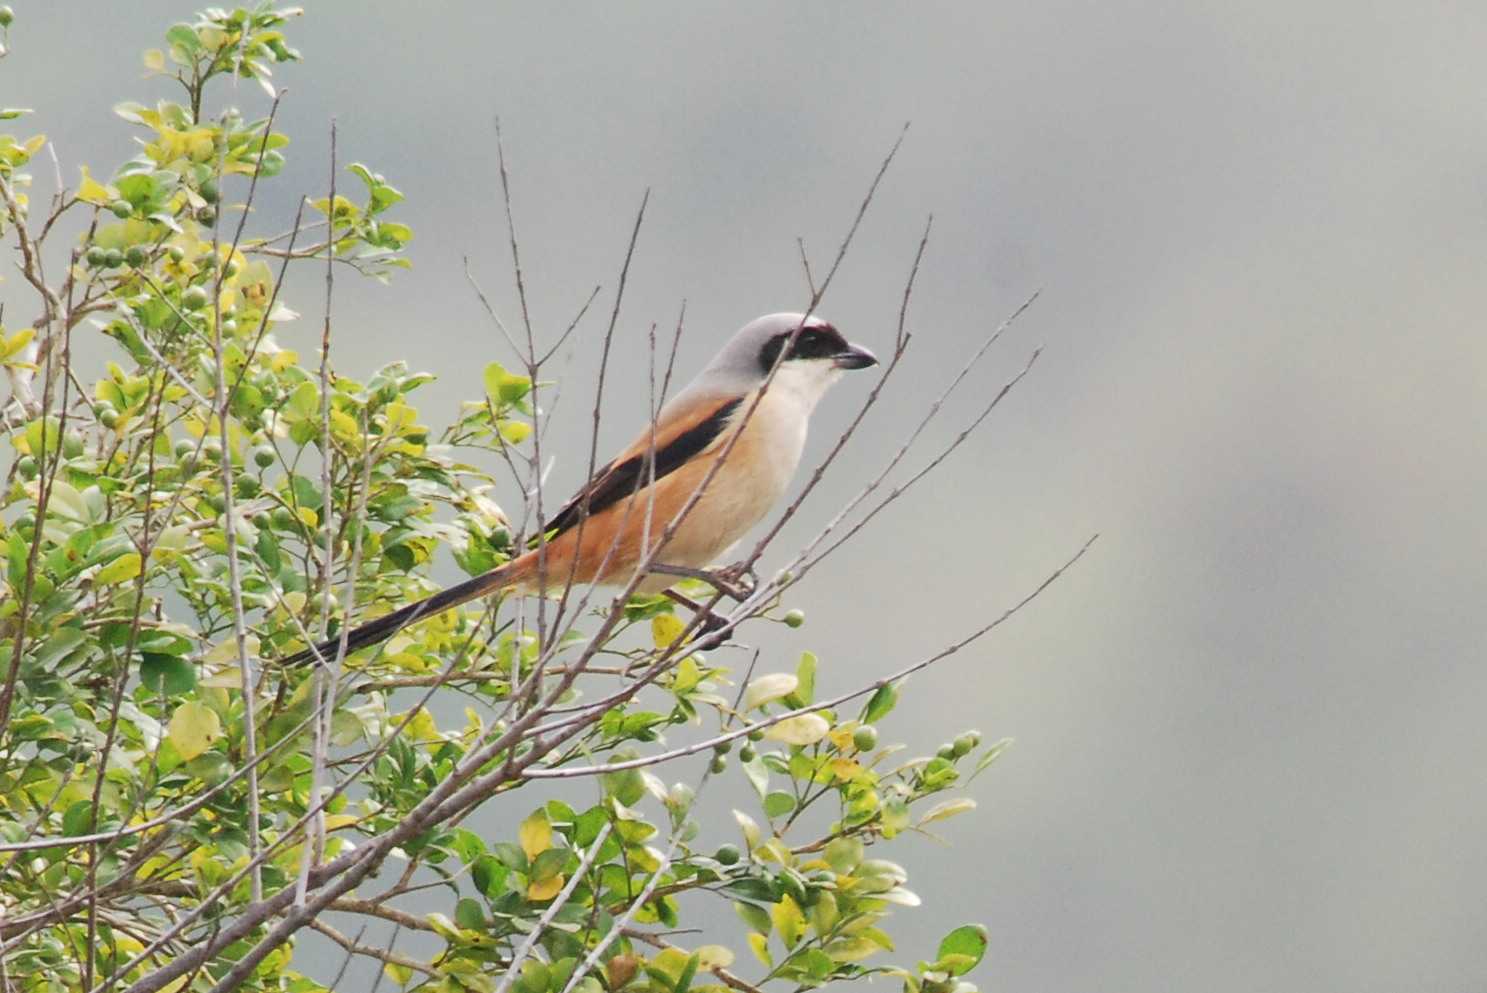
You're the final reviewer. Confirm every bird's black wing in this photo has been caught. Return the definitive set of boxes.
[535,396,743,544]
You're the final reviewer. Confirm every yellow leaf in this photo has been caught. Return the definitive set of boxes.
[204,635,259,664]
[0,327,35,360]
[526,872,564,901]
[772,893,806,947]
[96,552,142,585]
[167,701,221,761]
[382,401,416,433]
[77,165,117,206]
[329,408,359,440]
[143,49,166,72]
[694,945,735,970]
[741,673,797,712]
[829,757,863,782]
[824,936,882,963]
[651,613,687,649]
[746,932,772,967]
[919,798,977,826]
[403,707,439,743]
[732,809,762,848]
[518,809,552,860]
[764,714,830,746]
[295,507,318,528]
[498,419,532,445]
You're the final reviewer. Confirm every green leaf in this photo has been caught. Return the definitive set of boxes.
[514,960,551,993]
[483,361,532,405]
[934,924,989,977]
[970,737,1014,781]
[740,753,769,802]
[62,800,96,837]
[734,901,772,935]
[763,791,797,818]
[823,836,863,874]
[166,25,201,53]
[786,651,816,707]
[454,897,485,931]
[140,653,196,695]
[472,855,506,896]
[863,682,898,723]
[492,841,528,873]
[673,953,700,993]
[530,847,568,882]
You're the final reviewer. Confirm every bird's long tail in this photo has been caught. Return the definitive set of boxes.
[280,560,523,668]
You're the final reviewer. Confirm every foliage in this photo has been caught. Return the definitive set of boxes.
[0,6,1010,993]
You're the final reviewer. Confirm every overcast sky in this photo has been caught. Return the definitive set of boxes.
[8,3,1487,991]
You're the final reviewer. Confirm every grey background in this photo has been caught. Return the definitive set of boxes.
[7,3,1486,991]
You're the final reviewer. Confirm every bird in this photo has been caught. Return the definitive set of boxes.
[282,312,877,667]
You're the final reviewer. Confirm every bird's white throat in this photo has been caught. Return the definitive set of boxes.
[766,359,846,417]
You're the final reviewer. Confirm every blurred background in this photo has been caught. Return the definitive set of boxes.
[7,3,1486,990]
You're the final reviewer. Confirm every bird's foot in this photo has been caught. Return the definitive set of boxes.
[662,588,737,649]
[652,561,758,601]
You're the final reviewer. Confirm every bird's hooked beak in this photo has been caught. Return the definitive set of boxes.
[833,342,879,370]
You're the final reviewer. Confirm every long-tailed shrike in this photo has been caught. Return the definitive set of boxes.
[284,312,876,666]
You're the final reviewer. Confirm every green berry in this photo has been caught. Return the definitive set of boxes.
[99,408,119,429]
[15,513,35,533]
[852,725,878,752]
[62,433,84,458]
[252,511,272,529]
[222,259,239,278]
[252,444,275,468]
[168,245,186,263]
[196,206,217,226]
[103,249,124,269]
[713,844,741,866]
[0,7,15,28]
[181,286,209,310]
[198,252,218,270]
[201,439,222,462]
[173,439,194,459]
[783,608,805,628]
[271,507,297,530]
[936,744,956,761]
[199,178,219,204]
[85,246,109,268]
[952,733,977,758]
[124,246,148,268]
[109,199,133,219]
[748,729,764,742]
[205,492,225,514]
[713,739,732,756]
[709,754,727,775]
[738,743,756,763]
[16,455,37,479]
[236,476,261,498]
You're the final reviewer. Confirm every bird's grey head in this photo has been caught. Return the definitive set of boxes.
[695,313,878,402]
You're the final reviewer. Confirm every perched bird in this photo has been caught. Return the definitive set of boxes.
[283,312,877,666]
